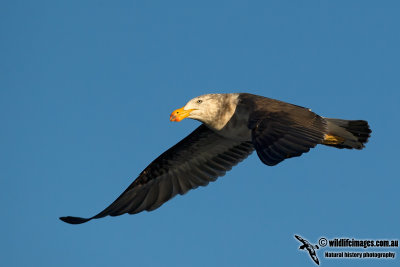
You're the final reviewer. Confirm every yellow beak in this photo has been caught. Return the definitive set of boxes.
[170,107,194,122]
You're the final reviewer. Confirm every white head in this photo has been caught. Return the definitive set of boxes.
[170,93,239,130]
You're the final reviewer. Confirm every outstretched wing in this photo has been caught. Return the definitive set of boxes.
[60,125,254,224]
[295,235,307,244]
[310,252,320,265]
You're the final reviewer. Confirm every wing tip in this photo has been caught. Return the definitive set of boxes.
[59,216,92,225]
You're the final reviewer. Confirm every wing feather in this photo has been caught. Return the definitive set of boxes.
[250,108,327,166]
[60,125,254,224]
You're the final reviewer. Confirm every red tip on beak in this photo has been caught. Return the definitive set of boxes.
[170,107,193,122]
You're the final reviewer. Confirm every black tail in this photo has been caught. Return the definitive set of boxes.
[323,118,371,149]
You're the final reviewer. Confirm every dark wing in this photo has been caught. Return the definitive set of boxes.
[250,108,327,166]
[307,246,316,255]
[60,125,254,224]
[295,235,307,244]
[310,252,320,265]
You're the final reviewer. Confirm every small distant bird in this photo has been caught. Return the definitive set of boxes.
[295,235,320,265]
[60,93,371,224]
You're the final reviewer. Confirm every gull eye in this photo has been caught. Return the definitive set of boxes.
[197,99,202,104]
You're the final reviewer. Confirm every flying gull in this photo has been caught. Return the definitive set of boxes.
[295,235,320,265]
[60,93,371,224]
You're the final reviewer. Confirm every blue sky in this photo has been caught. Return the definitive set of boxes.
[1,1,399,266]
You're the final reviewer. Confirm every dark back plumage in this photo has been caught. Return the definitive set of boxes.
[238,94,327,166]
